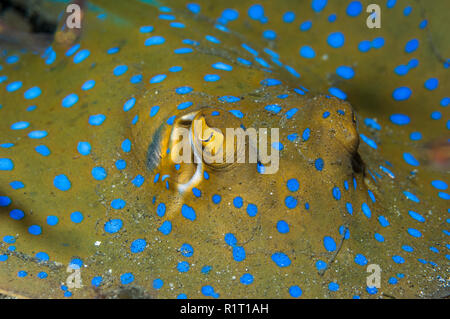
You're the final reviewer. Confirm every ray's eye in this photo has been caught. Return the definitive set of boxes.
[153,107,244,192]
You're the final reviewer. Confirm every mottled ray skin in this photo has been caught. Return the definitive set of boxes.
[0,0,448,298]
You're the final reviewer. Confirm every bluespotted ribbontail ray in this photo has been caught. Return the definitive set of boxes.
[0,0,448,298]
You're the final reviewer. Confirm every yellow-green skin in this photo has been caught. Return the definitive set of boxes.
[0,0,448,298]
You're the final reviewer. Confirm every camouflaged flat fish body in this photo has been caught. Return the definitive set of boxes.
[0,0,448,298]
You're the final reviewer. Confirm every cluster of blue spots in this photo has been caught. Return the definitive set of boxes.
[181,204,196,221]
[327,32,345,48]
[299,46,315,59]
[131,239,147,253]
[104,219,123,233]
[70,211,84,223]
[111,198,126,210]
[271,252,291,267]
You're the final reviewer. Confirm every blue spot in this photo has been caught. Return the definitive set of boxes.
[111,199,126,210]
[9,209,24,220]
[120,273,134,285]
[28,225,42,235]
[354,254,368,266]
[361,203,372,218]
[271,252,291,267]
[73,49,90,64]
[24,87,42,99]
[329,87,347,100]
[145,36,165,46]
[424,78,438,90]
[89,114,106,126]
[123,98,136,112]
[311,0,328,12]
[131,239,147,253]
[390,114,410,125]
[158,221,172,235]
[181,204,196,221]
[82,80,95,90]
[405,39,419,53]
[404,191,420,202]
[315,260,327,271]
[10,181,24,189]
[392,255,405,264]
[327,32,345,48]
[212,194,221,204]
[403,153,420,166]
[0,158,14,171]
[70,211,84,223]
[336,66,354,79]
[358,40,371,52]
[177,261,190,273]
[328,282,339,291]
[233,196,243,208]
[284,196,297,209]
[240,274,254,285]
[122,139,131,152]
[408,211,425,223]
[53,175,71,191]
[346,1,363,16]
[263,30,277,40]
[104,219,123,233]
[248,4,264,21]
[175,86,193,94]
[299,46,315,58]
[77,142,91,155]
[212,62,233,71]
[407,228,422,238]
[300,21,312,31]
[283,12,295,23]
[233,246,246,262]
[332,187,341,200]
[180,243,194,257]
[277,220,290,233]
[431,180,447,190]
[246,204,258,217]
[287,179,299,192]
[204,74,220,82]
[91,276,103,287]
[92,167,107,181]
[323,236,337,252]
[150,74,167,84]
[47,215,59,226]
